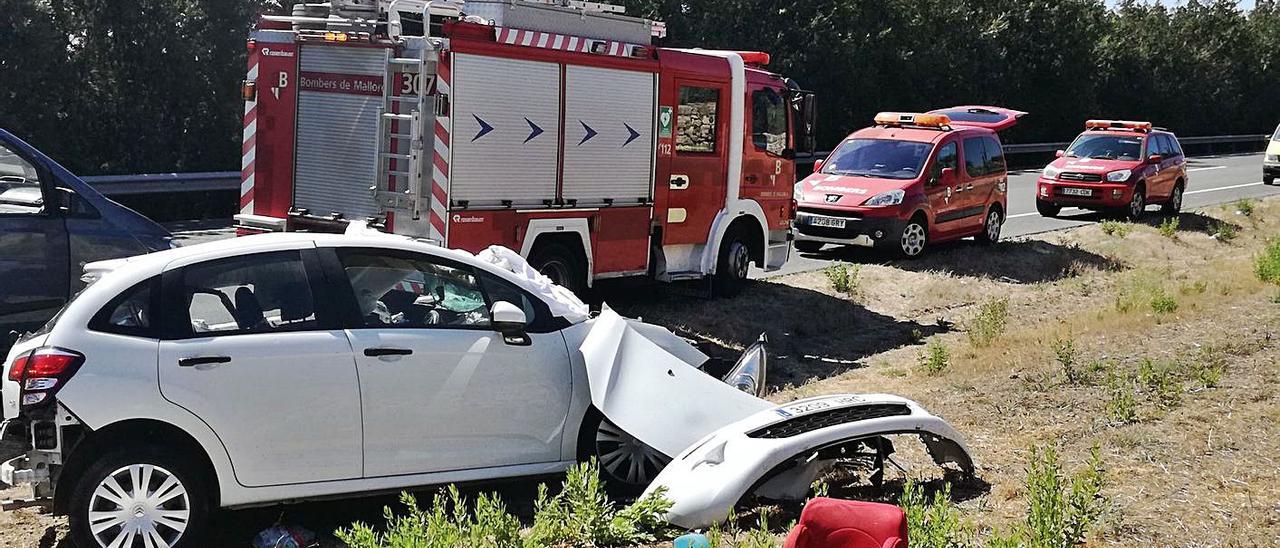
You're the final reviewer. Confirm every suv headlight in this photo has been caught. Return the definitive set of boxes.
[1042,165,1062,180]
[1106,169,1132,182]
[1267,154,1278,162]
[863,189,905,206]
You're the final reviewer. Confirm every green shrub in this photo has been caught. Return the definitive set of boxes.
[1158,217,1180,238]
[337,461,675,548]
[1255,238,1280,285]
[823,262,860,295]
[1114,270,1163,313]
[1191,357,1225,390]
[1179,280,1208,295]
[966,298,1009,348]
[1149,291,1179,316]
[1235,198,1256,217]
[918,340,950,375]
[1104,372,1137,425]
[900,481,973,548]
[1099,220,1132,238]
[991,445,1107,547]
[1052,337,1082,384]
[1137,358,1183,408]
[1210,221,1237,243]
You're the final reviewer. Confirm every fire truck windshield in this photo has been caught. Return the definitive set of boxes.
[821,138,933,180]
[1065,135,1143,161]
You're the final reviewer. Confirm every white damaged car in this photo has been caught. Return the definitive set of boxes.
[1,232,972,547]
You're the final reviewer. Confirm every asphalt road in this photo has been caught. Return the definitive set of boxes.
[759,152,1277,278]
[168,152,1276,277]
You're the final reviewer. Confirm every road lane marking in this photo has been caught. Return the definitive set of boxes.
[1188,166,1228,173]
[1185,181,1264,195]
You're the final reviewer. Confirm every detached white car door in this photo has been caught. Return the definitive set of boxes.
[329,247,573,478]
[157,248,363,487]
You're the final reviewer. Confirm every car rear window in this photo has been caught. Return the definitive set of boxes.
[90,278,159,338]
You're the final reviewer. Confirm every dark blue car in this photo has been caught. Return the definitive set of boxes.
[0,130,174,339]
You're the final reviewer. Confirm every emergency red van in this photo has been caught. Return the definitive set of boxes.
[793,107,1024,258]
[1036,120,1187,220]
[232,0,816,295]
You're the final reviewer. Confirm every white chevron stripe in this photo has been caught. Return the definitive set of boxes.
[241,147,256,170]
[247,63,258,81]
[242,119,257,142]
[552,35,565,50]
[536,33,550,48]
[240,172,254,194]
[567,37,579,51]
[241,199,253,214]
[431,198,447,221]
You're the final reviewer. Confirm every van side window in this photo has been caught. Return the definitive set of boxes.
[0,142,45,216]
[982,137,1006,174]
[677,86,719,153]
[751,88,788,155]
[90,277,158,338]
[929,142,958,185]
[963,137,988,178]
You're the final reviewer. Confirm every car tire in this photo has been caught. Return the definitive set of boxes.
[976,207,1002,245]
[67,445,210,548]
[577,410,670,494]
[794,240,824,253]
[528,242,587,295]
[1265,175,1275,186]
[897,216,929,259]
[1161,182,1184,215]
[1036,201,1061,218]
[713,230,752,297]
[1122,185,1146,221]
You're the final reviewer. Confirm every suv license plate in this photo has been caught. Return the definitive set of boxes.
[809,216,846,228]
[1061,187,1092,197]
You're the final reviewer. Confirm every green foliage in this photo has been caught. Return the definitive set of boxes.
[1255,238,1280,285]
[1137,358,1183,408]
[900,481,973,548]
[1104,371,1138,425]
[967,298,1009,348]
[918,340,950,375]
[1191,358,1224,390]
[1099,220,1133,238]
[337,461,674,548]
[1179,280,1208,295]
[1235,198,1256,217]
[1210,221,1238,243]
[1158,217,1180,238]
[1149,290,1179,316]
[1052,336,1082,384]
[823,262,860,295]
[993,445,1108,547]
[1114,270,1164,313]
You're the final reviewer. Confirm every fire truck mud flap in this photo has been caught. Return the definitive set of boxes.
[579,309,974,530]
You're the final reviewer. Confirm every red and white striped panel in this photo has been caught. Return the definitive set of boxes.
[428,52,451,243]
[495,27,643,58]
[240,57,259,215]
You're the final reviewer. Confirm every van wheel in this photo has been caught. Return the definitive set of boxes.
[794,240,824,253]
[1036,201,1061,218]
[1162,182,1184,215]
[528,242,586,295]
[68,446,210,548]
[578,411,669,494]
[713,231,752,297]
[1265,175,1275,185]
[977,207,1003,245]
[898,217,929,258]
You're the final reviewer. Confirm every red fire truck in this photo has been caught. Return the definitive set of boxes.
[234,0,816,295]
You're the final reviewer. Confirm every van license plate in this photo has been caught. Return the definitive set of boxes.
[1061,187,1092,197]
[809,217,846,229]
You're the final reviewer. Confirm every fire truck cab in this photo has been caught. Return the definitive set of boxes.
[234,0,816,295]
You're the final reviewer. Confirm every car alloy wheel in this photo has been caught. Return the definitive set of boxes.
[595,417,670,487]
[984,210,1002,243]
[900,222,927,257]
[87,464,191,548]
[1127,189,1145,220]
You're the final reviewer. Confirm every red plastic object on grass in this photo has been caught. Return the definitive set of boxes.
[782,497,908,548]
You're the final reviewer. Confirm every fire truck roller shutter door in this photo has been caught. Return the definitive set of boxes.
[561,65,656,204]
[293,45,388,221]
[450,54,561,207]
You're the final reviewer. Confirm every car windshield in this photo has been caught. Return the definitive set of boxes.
[1065,134,1143,160]
[1273,124,1280,141]
[821,138,932,180]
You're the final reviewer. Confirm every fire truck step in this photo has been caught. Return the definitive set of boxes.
[391,58,423,65]
[380,153,413,160]
[382,113,415,121]
[389,96,421,103]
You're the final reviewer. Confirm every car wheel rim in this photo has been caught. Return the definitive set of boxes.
[901,223,926,256]
[1172,188,1182,210]
[595,418,670,486]
[986,211,1002,241]
[729,241,750,279]
[1131,192,1144,217]
[88,464,190,548]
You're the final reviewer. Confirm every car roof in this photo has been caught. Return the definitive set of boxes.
[847,124,991,144]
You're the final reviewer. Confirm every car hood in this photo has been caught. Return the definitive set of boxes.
[1049,156,1142,174]
[796,172,912,207]
[1266,140,1280,157]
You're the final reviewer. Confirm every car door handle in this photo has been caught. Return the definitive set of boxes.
[364,347,413,357]
[965,183,975,190]
[178,356,231,367]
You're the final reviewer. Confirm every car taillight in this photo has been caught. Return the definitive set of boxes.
[8,347,84,409]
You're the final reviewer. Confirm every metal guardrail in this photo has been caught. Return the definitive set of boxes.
[797,133,1269,165]
[81,134,1268,195]
[82,171,239,196]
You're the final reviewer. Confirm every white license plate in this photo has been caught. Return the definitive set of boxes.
[775,395,867,418]
[1061,187,1093,197]
[808,216,846,228]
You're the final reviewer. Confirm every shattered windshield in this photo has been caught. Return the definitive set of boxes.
[1065,134,1143,160]
[822,138,933,180]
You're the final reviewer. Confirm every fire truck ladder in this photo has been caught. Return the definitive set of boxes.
[375,54,426,222]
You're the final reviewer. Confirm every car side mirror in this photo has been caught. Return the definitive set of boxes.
[1055,150,1065,158]
[812,158,824,173]
[1148,154,1163,163]
[491,301,530,346]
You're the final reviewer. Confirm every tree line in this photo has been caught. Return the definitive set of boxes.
[1,0,1276,175]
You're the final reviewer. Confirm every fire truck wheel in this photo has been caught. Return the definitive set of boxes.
[528,242,586,294]
[714,232,752,297]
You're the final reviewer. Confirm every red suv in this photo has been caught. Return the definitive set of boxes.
[793,106,1025,258]
[1036,121,1187,220]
